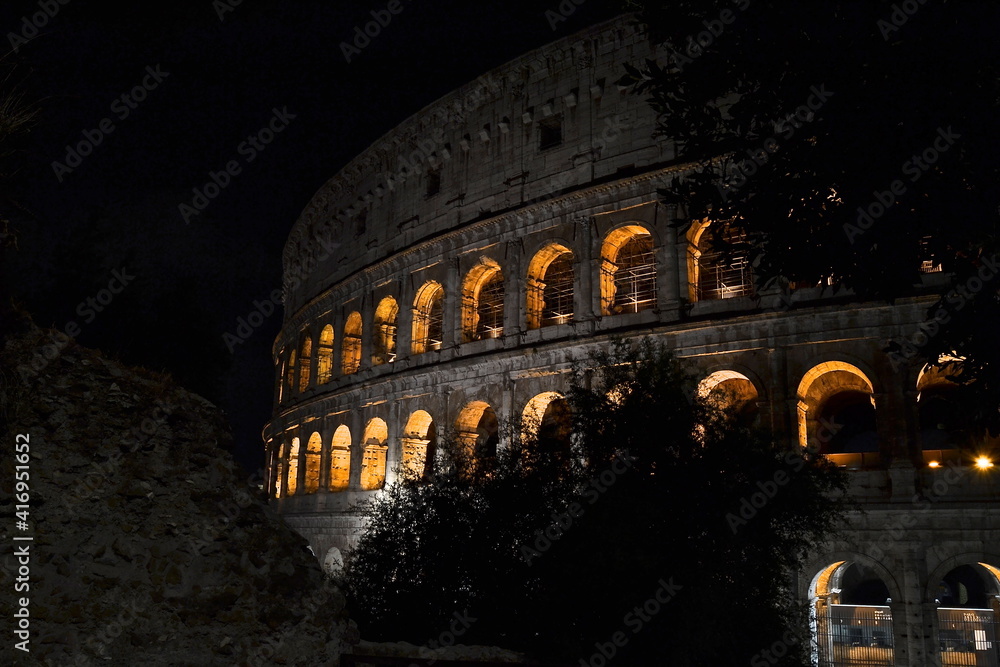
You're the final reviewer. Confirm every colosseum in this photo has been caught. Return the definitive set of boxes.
[263,15,1000,666]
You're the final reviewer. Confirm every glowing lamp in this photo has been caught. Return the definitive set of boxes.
[927,461,941,468]
[975,456,994,470]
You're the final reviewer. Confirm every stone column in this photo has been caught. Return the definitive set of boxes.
[360,295,374,371]
[504,239,522,339]
[658,204,681,318]
[576,216,595,321]
[397,278,413,362]
[444,257,461,348]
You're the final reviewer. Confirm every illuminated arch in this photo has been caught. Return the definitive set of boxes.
[317,324,334,384]
[401,410,436,479]
[461,259,505,342]
[526,243,574,329]
[411,281,444,355]
[686,219,752,302]
[304,431,322,494]
[342,311,362,375]
[698,370,760,425]
[298,330,312,392]
[796,361,878,466]
[360,418,388,490]
[455,401,499,461]
[285,436,301,497]
[808,557,899,666]
[276,353,286,404]
[329,425,351,491]
[286,349,296,397]
[372,296,399,365]
[600,225,656,315]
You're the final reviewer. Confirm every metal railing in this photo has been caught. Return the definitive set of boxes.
[816,604,894,666]
[939,608,1000,667]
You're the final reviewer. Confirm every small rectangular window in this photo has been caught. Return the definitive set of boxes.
[539,116,562,150]
[426,168,441,197]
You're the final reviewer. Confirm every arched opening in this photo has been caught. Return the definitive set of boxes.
[285,436,301,497]
[401,410,436,479]
[462,260,505,342]
[526,243,575,329]
[935,562,1000,662]
[521,392,572,458]
[304,431,322,494]
[797,362,879,468]
[329,425,351,492]
[372,297,399,365]
[411,281,445,355]
[686,220,753,302]
[286,349,296,399]
[697,370,760,427]
[298,331,312,392]
[342,312,362,375]
[455,401,500,464]
[360,418,388,491]
[918,364,969,467]
[317,324,334,384]
[810,560,895,666]
[600,225,657,315]
[323,547,345,576]
[276,354,286,404]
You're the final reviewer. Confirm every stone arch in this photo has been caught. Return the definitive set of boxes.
[303,432,322,493]
[796,361,879,466]
[317,324,335,384]
[462,259,505,342]
[372,296,399,365]
[916,362,967,463]
[329,424,351,491]
[455,400,499,461]
[401,410,436,479]
[698,369,761,426]
[298,329,313,392]
[411,281,444,355]
[686,219,752,302]
[285,436,301,497]
[342,311,362,375]
[926,555,1000,656]
[526,242,575,329]
[360,417,388,491]
[323,546,344,575]
[600,224,657,315]
[925,552,1000,603]
[807,554,901,666]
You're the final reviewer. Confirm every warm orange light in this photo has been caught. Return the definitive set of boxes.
[927,461,941,468]
[975,456,994,470]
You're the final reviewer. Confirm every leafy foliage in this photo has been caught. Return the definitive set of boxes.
[339,340,847,665]
[619,0,1000,433]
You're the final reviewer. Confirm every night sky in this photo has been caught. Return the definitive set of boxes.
[0,0,623,471]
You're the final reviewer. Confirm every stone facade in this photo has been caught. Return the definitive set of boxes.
[265,15,1000,666]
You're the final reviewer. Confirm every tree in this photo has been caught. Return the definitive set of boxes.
[340,339,847,665]
[618,0,1000,434]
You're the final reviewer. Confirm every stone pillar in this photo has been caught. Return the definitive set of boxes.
[349,409,363,491]
[385,394,401,485]
[360,295,374,372]
[444,257,461,349]
[397,279,413,362]
[504,239,522,339]
[576,216,595,321]
[659,208,681,318]
[318,418,330,492]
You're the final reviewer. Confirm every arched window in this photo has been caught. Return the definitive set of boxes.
[286,349,296,398]
[360,418,388,490]
[522,392,572,460]
[916,363,968,465]
[810,560,896,665]
[317,325,334,384]
[462,260,505,342]
[329,425,351,491]
[342,312,362,375]
[687,220,752,301]
[304,432,322,494]
[455,401,500,464]
[697,370,760,427]
[411,281,445,355]
[372,297,399,365]
[276,355,285,404]
[298,331,312,392]
[600,225,657,315]
[797,362,879,467]
[402,410,436,479]
[526,243,574,329]
[285,436,300,496]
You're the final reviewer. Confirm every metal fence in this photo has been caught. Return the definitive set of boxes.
[938,608,1000,667]
[815,604,894,666]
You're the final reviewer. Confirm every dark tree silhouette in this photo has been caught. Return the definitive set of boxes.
[340,340,847,666]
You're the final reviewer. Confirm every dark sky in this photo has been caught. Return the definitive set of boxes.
[0,0,623,471]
